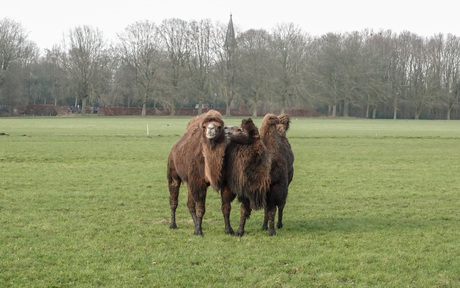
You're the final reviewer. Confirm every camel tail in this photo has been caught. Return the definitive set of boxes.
[249,189,266,210]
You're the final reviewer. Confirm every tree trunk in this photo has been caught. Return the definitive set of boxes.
[343,100,349,117]
[141,92,147,116]
[331,104,337,117]
[252,105,257,117]
[81,97,87,116]
[198,100,203,115]
[141,102,147,116]
[372,107,377,119]
[393,97,398,119]
[225,103,231,116]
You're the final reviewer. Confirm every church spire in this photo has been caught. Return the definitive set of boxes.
[225,13,236,50]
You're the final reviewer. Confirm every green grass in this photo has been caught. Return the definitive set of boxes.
[1,116,460,287]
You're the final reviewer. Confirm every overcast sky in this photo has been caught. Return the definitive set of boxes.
[3,0,459,51]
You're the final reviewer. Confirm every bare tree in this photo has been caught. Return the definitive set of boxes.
[187,19,216,115]
[388,32,413,119]
[33,47,69,106]
[110,61,137,107]
[308,33,345,117]
[0,18,36,113]
[237,29,273,117]
[117,21,161,116]
[272,23,309,113]
[358,30,393,119]
[64,25,107,115]
[407,34,436,119]
[157,18,190,116]
[440,34,460,120]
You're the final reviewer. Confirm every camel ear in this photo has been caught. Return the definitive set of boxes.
[278,114,290,131]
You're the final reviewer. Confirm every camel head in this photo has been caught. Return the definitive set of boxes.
[276,114,291,137]
[224,118,260,145]
[277,114,290,131]
[224,125,246,144]
[201,116,224,140]
[260,113,280,137]
[225,125,243,137]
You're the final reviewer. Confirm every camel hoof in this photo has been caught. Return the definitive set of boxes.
[225,228,234,235]
[261,224,268,231]
[170,223,178,229]
[277,222,283,229]
[236,229,245,237]
[268,229,276,236]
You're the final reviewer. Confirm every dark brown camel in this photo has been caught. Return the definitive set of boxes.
[259,113,293,236]
[262,114,294,233]
[221,118,271,236]
[167,110,226,236]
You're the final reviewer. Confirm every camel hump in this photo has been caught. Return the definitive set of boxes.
[263,113,279,126]
[240,118,259,138]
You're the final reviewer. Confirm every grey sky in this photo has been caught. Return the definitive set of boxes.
[3,0,459,50]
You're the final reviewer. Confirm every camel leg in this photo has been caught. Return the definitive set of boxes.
[262,206,269,231]
[221,186,236,235]
[267,204,277,236]
[277,203,285,229]
[194,197,206,236]
[168,175,181,229]
[187,191,198,225]
[276,184,288,229]
[236,199,251,237]
[186,183,206,236]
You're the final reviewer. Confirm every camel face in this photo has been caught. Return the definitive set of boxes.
[224,125,243,138]
[203,122,222,139]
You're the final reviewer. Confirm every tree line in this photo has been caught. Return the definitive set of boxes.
[1,17,459,119]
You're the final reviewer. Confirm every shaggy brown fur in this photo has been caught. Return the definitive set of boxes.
[221,118,271,236]
[262,114,294,233]
[278,114,294,185]
[167,110,226,236]
[259,113,294,236]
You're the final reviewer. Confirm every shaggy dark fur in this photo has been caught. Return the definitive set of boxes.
[261,114,294,233]
[259,113,294,236]
[167,110,226,236]
[221,118,271,236]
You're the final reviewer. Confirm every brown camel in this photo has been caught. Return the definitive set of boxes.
[167,110,226,236]
[262,114,294,232]
[259,113,293,236]
[221,118,271,236]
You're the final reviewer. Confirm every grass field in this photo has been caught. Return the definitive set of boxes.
[1,116,460,287]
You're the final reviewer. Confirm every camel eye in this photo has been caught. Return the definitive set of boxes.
[202,125,206,129]
[217,126,222,130]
